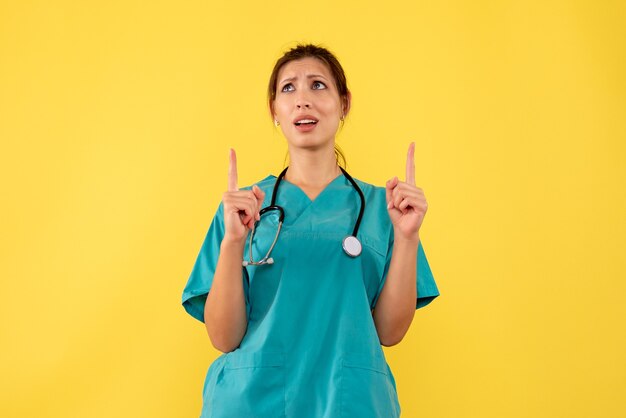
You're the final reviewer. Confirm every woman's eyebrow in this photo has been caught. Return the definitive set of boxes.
[279,74,327,85]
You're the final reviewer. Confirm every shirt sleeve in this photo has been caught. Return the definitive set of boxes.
[375,229,440,310]
[414,240,440,309]
[181,202,251,322]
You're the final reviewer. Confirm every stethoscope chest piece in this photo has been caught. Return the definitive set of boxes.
[342,235,362,257]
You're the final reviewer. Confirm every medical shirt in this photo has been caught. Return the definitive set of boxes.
[182,173,440,418]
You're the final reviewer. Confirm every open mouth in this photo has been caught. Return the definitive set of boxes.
[294,119,318,126]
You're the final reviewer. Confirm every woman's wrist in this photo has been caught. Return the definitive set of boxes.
[393,230,420,247]
[221,235,246,251]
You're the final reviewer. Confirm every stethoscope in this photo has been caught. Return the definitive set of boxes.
[242,166,365,266]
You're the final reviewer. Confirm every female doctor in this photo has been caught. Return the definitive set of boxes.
[182,44,440,418]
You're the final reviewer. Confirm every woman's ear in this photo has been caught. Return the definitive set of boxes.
[343,90,352,117]
[268,101,276,122]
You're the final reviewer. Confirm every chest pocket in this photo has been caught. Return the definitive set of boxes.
[242,213,287,322]
[359,235,389,309]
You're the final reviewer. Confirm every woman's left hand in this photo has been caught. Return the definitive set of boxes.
[385,142,428,242]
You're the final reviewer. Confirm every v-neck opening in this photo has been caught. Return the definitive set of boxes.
[273,172,345,204]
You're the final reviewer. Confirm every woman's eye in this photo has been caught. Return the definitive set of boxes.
[281,83,294,92]
[312,81,326,89]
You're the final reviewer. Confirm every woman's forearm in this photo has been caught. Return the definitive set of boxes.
[204,238,248,353]
[372,234,419,346]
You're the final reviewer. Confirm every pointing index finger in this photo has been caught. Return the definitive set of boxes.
[228,148,238,191]
[406,142,415,185]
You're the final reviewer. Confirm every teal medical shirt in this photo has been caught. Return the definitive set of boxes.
[182,173,440,418]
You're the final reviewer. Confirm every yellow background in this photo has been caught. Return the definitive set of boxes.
[1,1,624,417]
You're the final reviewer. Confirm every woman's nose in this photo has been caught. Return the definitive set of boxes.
[295,91,312,108]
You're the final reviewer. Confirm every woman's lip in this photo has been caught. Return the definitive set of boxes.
[293,116,319,124]
[294,122,317,132]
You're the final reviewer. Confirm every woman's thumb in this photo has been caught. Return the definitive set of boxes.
[252,185,265,208]
[252,184,264,198]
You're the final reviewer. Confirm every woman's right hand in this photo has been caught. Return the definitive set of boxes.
[222,148,265,245]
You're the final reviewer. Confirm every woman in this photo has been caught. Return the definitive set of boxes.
[182,44,440,418]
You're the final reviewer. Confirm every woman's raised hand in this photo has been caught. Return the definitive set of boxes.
[385,142,428,242]
[222,148,265,243]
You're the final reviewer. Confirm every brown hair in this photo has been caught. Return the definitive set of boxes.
[267,43,350,168]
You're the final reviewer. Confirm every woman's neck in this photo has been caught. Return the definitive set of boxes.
[284,146,341,187]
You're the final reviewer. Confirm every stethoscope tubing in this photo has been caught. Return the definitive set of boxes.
[338,167,365,238]
[243,166,365,266]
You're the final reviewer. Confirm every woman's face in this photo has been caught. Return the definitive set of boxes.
[272,57,348,152]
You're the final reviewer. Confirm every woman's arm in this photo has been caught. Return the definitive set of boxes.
[375,142,427,346]
[372,235,419,346]
[204,237,248,353]
[204,149,264,353]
